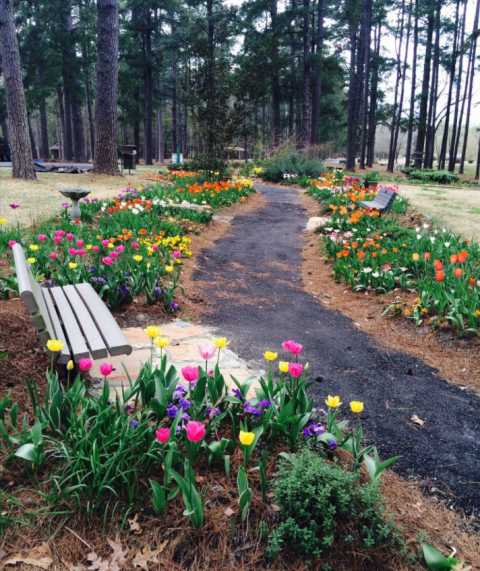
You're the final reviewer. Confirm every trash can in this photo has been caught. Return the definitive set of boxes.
[121,145,137,173]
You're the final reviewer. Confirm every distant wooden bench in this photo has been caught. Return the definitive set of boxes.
[13,244,133,365]
[358,187,397,215]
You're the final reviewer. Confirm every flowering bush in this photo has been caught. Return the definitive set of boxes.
[308,175,480,334]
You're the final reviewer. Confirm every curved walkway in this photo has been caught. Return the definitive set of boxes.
[194,183,480,515]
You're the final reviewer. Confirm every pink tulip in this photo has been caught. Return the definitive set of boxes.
[116,245,125,252]
[288,363,303,377]
[198,343,218,360]
[172,250,181,258]
[79,358,93,371]
[0,260,4,265]
[68,248,77,256]
[182,366,199,382]
[282,340,303,355]
[102,257,114,265]
[77,249,85,257]
[152,244,158,251]
[131,242,139,250]
[38,234,46,242]
[110,251,119,258]
[76,239,84,247]
[66,233,74,241]
[55,230,65,237]
[53,236,62,244]
[99,363,113,377]
[384,264,391,270]
[185,421,205,442]
[101,239,110,247]
[49,253,57,259]
[9,240,17,247]
[155,427,170,443]
[93,245,99,252]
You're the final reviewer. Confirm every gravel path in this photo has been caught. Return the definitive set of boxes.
[194,183,480,516]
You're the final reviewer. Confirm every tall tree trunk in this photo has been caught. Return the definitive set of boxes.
[0,118,8,144]
[171,53,178,156]
[84,69,95,160]
[0,0,36,179]
[405,0,418,166]
[310,0,324,144]
[454,44,471,167]
[288,0,297,139]
[271,0,281,144]
[424,1,441,169]
[72,94,87,162]
[301,0,311,146]
[28,116,38,160]
[366,22,381,167]
[143,7,153,165]
[57,87,66,159]
[63,82,74,160]
[391,0,412,171]
[93,0,121,175]
[38,66,49,159]
[459,0,479,174]
[446,0,467,171]
[414,0,435,168]
[359,2,373,170]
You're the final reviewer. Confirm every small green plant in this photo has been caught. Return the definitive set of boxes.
[400,168,460,185]
[266,450,400,560]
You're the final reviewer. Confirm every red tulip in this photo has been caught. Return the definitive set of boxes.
[436,271,444,282]
[454,268,463,277]
[424,252,431,260]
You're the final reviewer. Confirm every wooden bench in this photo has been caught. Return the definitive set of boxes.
[358,187,397,215]
[13,244,133,365]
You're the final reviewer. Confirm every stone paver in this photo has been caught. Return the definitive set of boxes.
[89,320,264,399]
[305,216,331,231]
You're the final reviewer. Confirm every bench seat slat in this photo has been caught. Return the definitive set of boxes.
[62,285,108,359]
[41,289,72,364]
[51,287,90,362]
[74,283,133,357]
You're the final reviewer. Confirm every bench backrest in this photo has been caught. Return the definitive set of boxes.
[374,188,396,209]
[12,244,56,346]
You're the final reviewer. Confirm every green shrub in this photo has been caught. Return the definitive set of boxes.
[261,151,324,183]
[267,450,400,561]
[400,168,460,185]
[365,170,381,182]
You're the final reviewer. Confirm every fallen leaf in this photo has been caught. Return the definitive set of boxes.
[5,545,53,569]
[225,508,234,517]
[132,542,167,570]
[411,415,424,426]
[87,553,109,571]
[452,564,471,571]
[271,504,281,512]
[87,540,127,571]
[128,514,141,534]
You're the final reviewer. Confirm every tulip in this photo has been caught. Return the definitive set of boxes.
[239,430,255,446]
[27,258,36,264]
[165,266,173,272]
[350,401,364,413]
[49,253,57,259]
[102,257,114,265]
[279,361,290,373]
[185,421,205,442]
[67,360,74,370]
[100,363,114,377]
[156,427,170,443]
[182,366,199,382]
[55,230,65,237]
[66,233,74,241]
[282,340,303,354]
[264,351,278,361]
[434,260,443,271]
[38,234,46,242]
[133,255,143,262]
[76,240,84,247]
[116,245,125,252]
[412,253,420,261]
[470,278,476,285]
[450,254,458,264]
[77,249,85,257]
[110,251,119,258]
[325,395,342,408]
[424,252,431,260]
[102,239,110,247]
[93,245,99,252]
[454,268,463,277]
[47,339,65,352]
[78,358,93,371]
[69,263,78,269]
[144,325,161,338]
[173,250,181,258]
[68,248,77,256]
[29,244,38,251]
[154,336,169,347]
[212,337,229,348]
[152,244,158,251]
[53,236,62,244]
[198,343,218,360]
[436,271,444,282]
[8,240,17,247]
[132,242,139,250]
[288,363,303,377]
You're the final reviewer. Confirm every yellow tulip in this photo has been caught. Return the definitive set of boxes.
[27,258,36,264]
[133,255,143,262]
[86,244,93,250]
[147,263,151,269]
[239,430,255,446]
[212,337,229,348]
[350,401,364,413]
[0,219,6,224]
[264,351,278,361]
[412,253,420,261]
[69,262,78,269]
[29,244,38,251]
[165,266,173,272]
[47,339,65,352]
[154,336,169,348]
[107,243,114,249]
[279,361,290,373]
[325,395,342,408]
[144,325,161,338]
[67,360,74,370]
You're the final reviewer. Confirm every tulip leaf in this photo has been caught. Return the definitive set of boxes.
[150,479,167,514]
[422,543,456,570]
